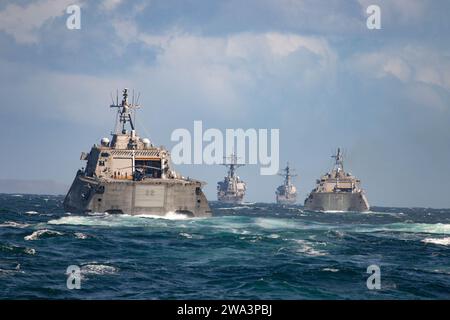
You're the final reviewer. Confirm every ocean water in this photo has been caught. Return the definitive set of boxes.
[0,194,449,300]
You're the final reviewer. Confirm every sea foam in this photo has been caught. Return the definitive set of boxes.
[422,237,450,246]
[24,229,63,241]
[0,221,30,228]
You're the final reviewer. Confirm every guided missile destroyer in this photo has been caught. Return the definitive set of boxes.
[63,89,212,217]
[217,155,246,204]
[304,148,369,212]
[276,163,298,205]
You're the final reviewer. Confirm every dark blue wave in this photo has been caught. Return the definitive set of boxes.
[0,194,449,299]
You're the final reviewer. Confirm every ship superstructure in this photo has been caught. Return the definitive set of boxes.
[63,89,212,217]
[217,154,246,204]
[304,148,369,212]
[276,163,297,205]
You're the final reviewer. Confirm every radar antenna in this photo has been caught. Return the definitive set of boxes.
[110,88,141,134]
[222,154,244,178]
[331,148,344,171]
[278,162,297,185]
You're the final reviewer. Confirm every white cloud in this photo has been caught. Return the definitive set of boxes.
[0,0,77,44]
[265,0,363,34]
[382,57,411,82]
[111,15,337,64]
[136,31,337,112]
[352,46,450,91]
[350,45,450,112]
[353,53,412,82]
[112,19,139,44]
[103,23,338,113]
[0,29,338,125]
[100,0,123,11]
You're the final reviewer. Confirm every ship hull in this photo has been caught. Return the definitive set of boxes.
[63,172,212,217]
[304,192,369,212]
[217,195,244,204]
[276,199,297,205]
[276,195,297,205]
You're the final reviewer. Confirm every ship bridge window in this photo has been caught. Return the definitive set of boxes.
[101,152,110,157]
[134,159,161,178]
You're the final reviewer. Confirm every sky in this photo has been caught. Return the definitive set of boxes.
[0,0,450,208]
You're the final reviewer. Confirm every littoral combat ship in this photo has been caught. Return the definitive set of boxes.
[63,89,212,217]
[217,154,246,204]
[275,163,298,205]
[304,148,369,212]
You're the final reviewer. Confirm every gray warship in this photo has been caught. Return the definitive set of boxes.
[63,89,212,217]
[304,148,370,212]
[217,154,246,204]
[275,163,298,205]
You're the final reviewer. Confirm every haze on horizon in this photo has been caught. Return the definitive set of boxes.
[0,0,450,208]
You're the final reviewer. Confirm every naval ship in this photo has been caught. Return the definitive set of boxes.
[304,148,369,212]
[275,163,298,205]
[63,89,212,217]
[217,154,246,204]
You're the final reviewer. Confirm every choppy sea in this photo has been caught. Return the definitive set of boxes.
[0,193,449,299]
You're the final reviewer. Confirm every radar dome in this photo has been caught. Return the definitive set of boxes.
[142,138,151,147]
[101,137,110,146]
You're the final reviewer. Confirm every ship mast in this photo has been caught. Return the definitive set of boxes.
[110,88,141,134]
[332,148,344,172]
[222,154,244,179]
[279,162,297,186]
[331,148,344,190]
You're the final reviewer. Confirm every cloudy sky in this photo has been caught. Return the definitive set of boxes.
[0,0,449,208]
